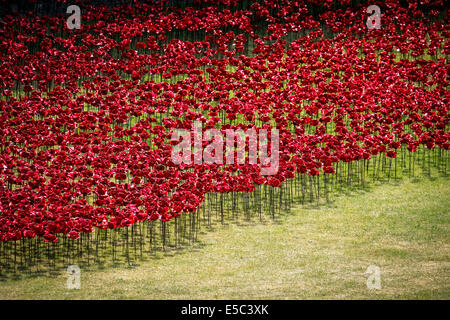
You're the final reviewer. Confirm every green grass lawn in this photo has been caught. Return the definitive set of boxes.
[0,176,449,299]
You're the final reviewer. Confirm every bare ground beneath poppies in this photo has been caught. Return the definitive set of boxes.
[0,175,449,299]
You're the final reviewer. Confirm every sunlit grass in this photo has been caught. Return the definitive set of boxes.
[0,175,448,299]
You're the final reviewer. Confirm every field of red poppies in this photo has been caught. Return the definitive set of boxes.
[0,0,448,273]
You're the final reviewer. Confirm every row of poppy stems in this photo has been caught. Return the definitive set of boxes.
[0,146,447,274]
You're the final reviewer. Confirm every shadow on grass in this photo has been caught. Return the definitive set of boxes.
[1,169,447,281]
